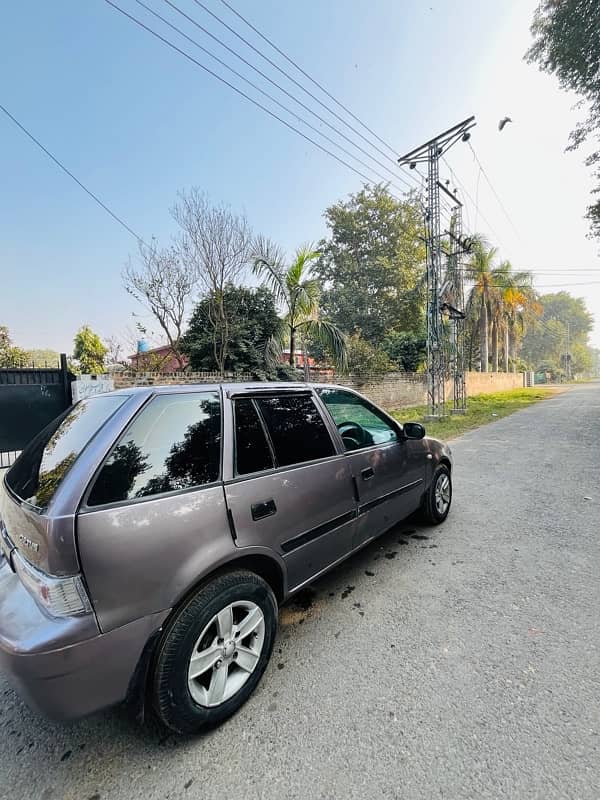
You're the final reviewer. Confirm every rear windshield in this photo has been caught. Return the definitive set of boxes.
[5,395,127,509]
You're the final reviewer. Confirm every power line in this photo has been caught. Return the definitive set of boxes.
[441,155,507,248]
[0,102,142,241]
[104,0,398,191]
[467,141,521,240]
[465,281,600,288]
[533,317,570,341]
[133,0,407,194]
[218,0,402,161]
[190,0,411,175]
[160,0,416,192]
[210,2,422,196]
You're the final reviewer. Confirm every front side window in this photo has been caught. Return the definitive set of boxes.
[6,395,128,509]
[318,389,398,451]
[234,399,274,475]
[88,392,221,506]
[254,395,335,467]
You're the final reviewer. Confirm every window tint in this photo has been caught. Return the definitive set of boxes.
[88,392,221,506]
[6,395,128,509]
[318,388,398,451]
[234,399,274,475]
[255,395,335,467]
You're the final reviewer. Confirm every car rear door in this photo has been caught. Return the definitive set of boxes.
[223,390,357,592]
[77,390,231,631]
[317,388,425,549]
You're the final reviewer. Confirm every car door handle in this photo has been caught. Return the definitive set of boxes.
[361,467,375,481]
[251,498,277,521]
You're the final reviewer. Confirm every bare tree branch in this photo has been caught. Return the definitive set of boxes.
[122,239,197,369]
[172,188,252,377]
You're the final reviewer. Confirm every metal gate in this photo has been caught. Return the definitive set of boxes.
[0,354,73,468]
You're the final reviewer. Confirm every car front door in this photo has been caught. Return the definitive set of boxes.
[317,388,425,550]
[223,391,357,592]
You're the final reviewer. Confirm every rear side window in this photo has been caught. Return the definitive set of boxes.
[6,395,128,509]
[88,392,221,506]
[255,395,335,468]
[234,399,274,475]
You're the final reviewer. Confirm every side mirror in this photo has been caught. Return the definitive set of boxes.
[403,421,426,440]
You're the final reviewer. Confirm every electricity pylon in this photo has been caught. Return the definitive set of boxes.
[398,116,476,418]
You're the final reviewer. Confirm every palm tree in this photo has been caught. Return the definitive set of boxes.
[496,270,540,371]
[466,238,499,373]
[252,237,348,373]
[489,260,514,373]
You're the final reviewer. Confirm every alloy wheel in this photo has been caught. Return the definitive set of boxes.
[187,601,265,708]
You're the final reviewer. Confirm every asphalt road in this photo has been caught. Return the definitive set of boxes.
[1,383,599,800]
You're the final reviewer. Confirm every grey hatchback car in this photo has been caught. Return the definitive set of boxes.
[0,383,452,733]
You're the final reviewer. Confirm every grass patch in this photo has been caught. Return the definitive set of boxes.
[390,388,557,441]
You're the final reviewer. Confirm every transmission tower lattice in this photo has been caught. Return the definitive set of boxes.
[398,116,476,418]
[446,203,466,413]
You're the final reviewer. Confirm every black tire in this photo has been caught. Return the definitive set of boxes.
[419,464,452,524]
[151,570,277,734]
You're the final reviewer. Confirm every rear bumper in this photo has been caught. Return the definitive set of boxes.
[0,559,169,720]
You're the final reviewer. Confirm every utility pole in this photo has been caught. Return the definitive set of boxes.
[399,116,476,418]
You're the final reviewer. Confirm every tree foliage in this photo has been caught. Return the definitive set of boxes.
[28,349,60,368]
[520,291,594,375]
[0,325,31,368]
[465,239,538,372]
[346,333,394,380]
[315,185,426,344]
[526,0,600,237]
[73,325,108,374]
[252,238,348,372]
[383,331,426,372]
[181,285,295,378]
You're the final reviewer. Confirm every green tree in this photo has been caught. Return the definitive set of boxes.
[181,285,294,378]
[465,239,500,372]
[487,263,538,372]
[496,271,540,372]
[521,291,594,374]
[28,349,60,368]
[346,334,393,380]
[526,0,600,237]
[73,326,108,374]
[383,330,426,372]
[0,325,31,367]
[315,185,426,344]
[252,239,348,371]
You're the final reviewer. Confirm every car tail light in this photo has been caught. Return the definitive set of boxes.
[12,549,92,618]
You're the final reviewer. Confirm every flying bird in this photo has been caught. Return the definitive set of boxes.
[498,116,513,131]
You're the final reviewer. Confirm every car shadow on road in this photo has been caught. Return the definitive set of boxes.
[0,517,436,776]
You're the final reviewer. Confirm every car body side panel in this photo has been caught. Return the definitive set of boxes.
[224,456,357,592]
[345,441,425,549]
[0,559,168,719]
[77,485,233,632]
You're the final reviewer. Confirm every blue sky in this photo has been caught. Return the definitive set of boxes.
[2,0,599,353]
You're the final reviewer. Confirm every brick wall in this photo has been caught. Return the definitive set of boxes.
[112,371,255,389]
[112,370,524,410]
[320,372,427,409]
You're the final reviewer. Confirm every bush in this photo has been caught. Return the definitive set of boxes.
[383,331,426,372]
[346,334,394,380]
